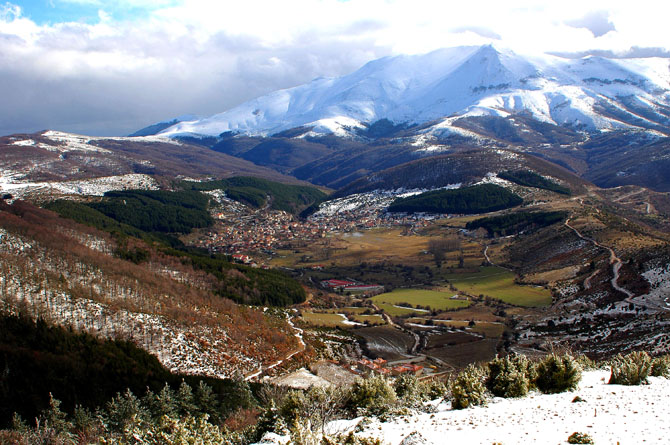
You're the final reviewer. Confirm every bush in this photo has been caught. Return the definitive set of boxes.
[419,378,448,401]
[393,374,424,407]
[486,355,533,398]
[651,355,670,377]
[609,351,652,385]
[278,390,308,425]
[534,354,581,394]
[347,375,397,416]
[567,432,594,444]
[451,364,488,409]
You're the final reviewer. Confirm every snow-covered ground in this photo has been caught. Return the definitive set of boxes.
[157,44,670,138]
[0,173,158,199]
[320,370,670,444]
[311,186,460,217]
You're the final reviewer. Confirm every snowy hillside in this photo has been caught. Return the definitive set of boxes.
[255,370,670,445]
[158,45,670,138]
[329,370,670,444]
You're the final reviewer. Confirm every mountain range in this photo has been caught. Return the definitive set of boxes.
[155,44,670,139]
[125,45,670,193]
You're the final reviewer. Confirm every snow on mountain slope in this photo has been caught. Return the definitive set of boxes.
[159,45,670,138]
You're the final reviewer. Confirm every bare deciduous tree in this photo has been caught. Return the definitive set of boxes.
[427,237,460,267]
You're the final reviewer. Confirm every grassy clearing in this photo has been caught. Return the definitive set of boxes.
[372,289,472,313]
[300,312,348,327]
[373,302,427,317]
[444,266,551,307]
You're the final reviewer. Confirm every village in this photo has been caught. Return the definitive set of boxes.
[268,357,426,391]
[191,196,443,267]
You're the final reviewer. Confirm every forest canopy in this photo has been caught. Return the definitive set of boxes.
[388,184,523,214]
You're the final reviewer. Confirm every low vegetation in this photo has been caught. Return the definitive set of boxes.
[534,353,582,394]
[609,351,653,385]
[486,355,534,398]
[388,184,523,214]
[451,364,489,409]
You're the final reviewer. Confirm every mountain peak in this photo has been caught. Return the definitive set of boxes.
[155,46,670,138]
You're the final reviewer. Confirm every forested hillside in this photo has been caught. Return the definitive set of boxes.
[388,184,523,214]
[0,200,300,379]
[182,176,327,214]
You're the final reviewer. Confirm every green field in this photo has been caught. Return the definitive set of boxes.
[371,289,472,315]
[300,312,348,327]
[373,302,425,316]
[444,266,551,307]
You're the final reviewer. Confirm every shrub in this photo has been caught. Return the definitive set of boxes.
[534,354,581,394]
[419,378,448,401]
[609,351,652,385]
[347,375,397,416]
[278,390,308,425]
[567,432,594,444]
[451,364,488,409]
[486,355,532,398]
[651,355,670,377]
[393,374,424,407]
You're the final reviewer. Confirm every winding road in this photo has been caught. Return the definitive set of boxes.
[565,218,634,299]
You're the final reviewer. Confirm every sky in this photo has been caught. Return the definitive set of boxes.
[1,0,669,136]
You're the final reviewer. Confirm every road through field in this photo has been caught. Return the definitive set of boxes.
[565,218,634,299]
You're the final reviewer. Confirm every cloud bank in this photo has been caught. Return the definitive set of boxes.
[1,0,669,136]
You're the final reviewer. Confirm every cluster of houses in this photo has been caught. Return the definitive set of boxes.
[320,279,385,294]
[355,358,423,376]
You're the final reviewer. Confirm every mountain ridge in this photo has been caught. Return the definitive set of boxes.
[153,44,670,139]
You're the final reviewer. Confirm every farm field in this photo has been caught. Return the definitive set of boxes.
[444,266,552,307]
[355,325,415,360]
[300,312,350,327]
[371,289,472,313]
[433,319,506,338]
[373,302,426,317]
[350,314,385,325]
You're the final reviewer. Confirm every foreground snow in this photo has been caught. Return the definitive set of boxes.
[325,370,669,444]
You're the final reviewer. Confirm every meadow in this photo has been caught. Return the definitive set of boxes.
[371,288,472,315]
[444,266,552,307]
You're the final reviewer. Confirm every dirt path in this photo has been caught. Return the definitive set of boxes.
[565,218,634,299]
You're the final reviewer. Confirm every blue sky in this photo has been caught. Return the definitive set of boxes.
[2,0,669,136]
[14,0,173,24]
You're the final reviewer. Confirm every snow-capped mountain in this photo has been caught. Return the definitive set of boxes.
[157,45,670,138]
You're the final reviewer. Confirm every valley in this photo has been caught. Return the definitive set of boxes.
[1,42,669,443]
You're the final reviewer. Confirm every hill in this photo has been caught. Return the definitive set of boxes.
[0,199,302,378]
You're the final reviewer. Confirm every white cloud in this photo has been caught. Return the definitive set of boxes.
[1,0,669,136]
